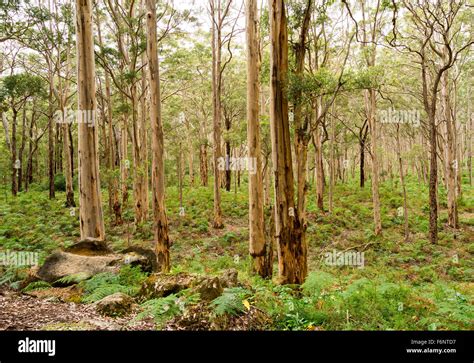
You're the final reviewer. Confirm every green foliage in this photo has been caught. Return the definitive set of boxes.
[288,67,338,106]
[55,272,89,285]
[0,169,473,331]
[0,267,19,287]
[0,73,45,103]
[137,295,181,326]
[82,284,137,304]
[22,280,52,292]
[136,290,200,327]
[80,265,147,303]
[53,173,66,192]
[268,285,328,330]
[221,232,237,245]
[302,271,337,297]
[418,283,474,329]
[210,287,252,317]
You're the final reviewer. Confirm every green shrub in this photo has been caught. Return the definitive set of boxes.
[80,265,147,303]
[54,173,66,192]
[210,287,252,316]
[302,271,336,297]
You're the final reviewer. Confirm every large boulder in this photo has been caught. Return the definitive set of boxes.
[196,276,223,301]
[37,251,119,284]
[139,272,198,299]
[139,272,227,301]
[64,238,113,256]
[118,246,158,273]
[220,268,239,288]
[94,292,135,317]
[24,285,84,303]
[37,242,158,285]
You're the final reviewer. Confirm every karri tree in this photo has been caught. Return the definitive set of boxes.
[75,0,105,241]
[269,0,306,284]
[246,0,272,278]
[146,0,171,271]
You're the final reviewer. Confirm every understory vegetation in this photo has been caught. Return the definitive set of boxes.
[1,175,472,330]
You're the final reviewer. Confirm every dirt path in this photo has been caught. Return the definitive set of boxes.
[0,287,155,331]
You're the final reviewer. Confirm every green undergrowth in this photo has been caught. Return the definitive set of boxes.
[0,174,472,330]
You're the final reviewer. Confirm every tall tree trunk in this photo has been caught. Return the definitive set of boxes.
[199,143,208,186]
[442,71,458,228]
[48,87,55,200]
[120,111,129,207]
[59,50,75,208]
[211,0,223,228]
[11,109,18,196]
[140,3,149,221]
[17,108,26,192]
[25,108,34,191]
[75,0,105,242]
[62,120,75,207]
[246,0,272,278]
[365,88,382,235]
[428,106,438,244]
[269,0,306,284]
[359,121,368,188]
[468,92,472,187]
[146,0,171,271]
[97,13,120,221]
[224,138,231,191]
[396,125,409,240]
[186,120,195,186]
[131,80,148,224]
[329,107,335,213]
[313,114,324,211]
[293,0,312,222]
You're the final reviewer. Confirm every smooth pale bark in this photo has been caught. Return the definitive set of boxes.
[186,119,195,186]
[224,122,231,191]
[293,0,312,221]
[24,107,33,191]
[442,71,458,228]
[61,115,75,207]
[131,72,148,225]
[106,73,122,223]
[453,82,461,198]
[48,83,55,200]
[269,0,306,284]
[75,0,105,241]
[428,109,438,244]
[199,143,208,186]
[146,0,170,272]
[17,109,26,192]
[365,88,382,235]
[56,36,75,207]
[263,159,271,206]
[468,90,472,186]
[313,110,324,211]
[120,109,129,206]
[211,0,224,228]
[11,109,18,196]
[246,0,272,278]
[139,1,149,224]
[129,1,148,226]
[421,56,439,244]
[178,142,184,218]
[329,107,335,213]
[395,125,409,240]
[359,119,368,188]
[358,0,382,235]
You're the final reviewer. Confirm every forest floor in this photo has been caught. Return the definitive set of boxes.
[0,175,473,330]
[0,287,155,330]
